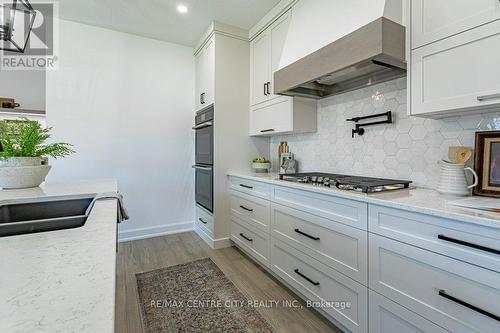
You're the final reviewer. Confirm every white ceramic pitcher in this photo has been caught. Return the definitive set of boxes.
[437,160,478,196]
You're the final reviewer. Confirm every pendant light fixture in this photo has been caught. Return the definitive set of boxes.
[0,0,36,53]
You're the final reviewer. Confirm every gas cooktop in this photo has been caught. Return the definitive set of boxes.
[279,173,412,193]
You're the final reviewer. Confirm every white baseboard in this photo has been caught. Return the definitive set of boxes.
[213,236,232,249]
[194,226,232,249]
[119,221,194,242]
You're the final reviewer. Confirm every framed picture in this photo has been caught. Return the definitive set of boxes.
[474,131,500,197]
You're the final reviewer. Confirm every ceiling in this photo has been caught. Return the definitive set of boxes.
[54,0,281,47]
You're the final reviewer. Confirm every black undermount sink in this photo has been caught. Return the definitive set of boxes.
[0,196,95,237]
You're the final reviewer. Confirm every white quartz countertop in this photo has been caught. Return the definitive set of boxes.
[0,180,118,333]
[228,172,500,229]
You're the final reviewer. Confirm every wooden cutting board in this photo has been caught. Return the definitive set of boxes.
[448,146,473,164]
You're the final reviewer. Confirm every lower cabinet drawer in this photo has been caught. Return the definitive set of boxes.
[271,202,368,286]
[369,290,449,333]
[231,217,270,266]
[369,234,500,333]
[270,238,368,333]
[230,190,270,232]
[229,176,271,199]
[196,205,213,237]
[272,185,368,230]
[369,205,500,272]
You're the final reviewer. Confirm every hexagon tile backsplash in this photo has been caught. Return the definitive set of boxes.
[270,78,500,189]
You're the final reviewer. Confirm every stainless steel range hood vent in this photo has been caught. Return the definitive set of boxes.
[274,17,407,99]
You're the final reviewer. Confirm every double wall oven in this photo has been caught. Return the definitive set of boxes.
[193,105,214,212]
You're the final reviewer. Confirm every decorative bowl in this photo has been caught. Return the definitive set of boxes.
[252,162,271,173]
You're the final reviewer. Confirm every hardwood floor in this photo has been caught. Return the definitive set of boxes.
[115,231,342,333]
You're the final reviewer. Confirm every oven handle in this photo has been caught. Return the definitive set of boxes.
[192,165,213,171]
[192,122,213,130]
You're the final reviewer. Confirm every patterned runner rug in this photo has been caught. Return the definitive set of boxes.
[136,258,275,333]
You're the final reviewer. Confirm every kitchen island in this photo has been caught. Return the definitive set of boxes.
[0,180,118,333]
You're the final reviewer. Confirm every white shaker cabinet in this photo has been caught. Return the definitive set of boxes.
[411,0,500,49]
[250,10,291,106]
[195,36,215,111]
[269,11,291,101]
[249,96,316,136]
[410,20,500,117]
[369,291,450,333]
[270,238,368,333]
[231,176,460,333]
[193,22,268,249]
[249,8,316,135]
[250,31,271,106]
[228,174,500,333]
[369,234,500,333]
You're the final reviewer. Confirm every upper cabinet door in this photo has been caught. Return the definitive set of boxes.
[412,0,500,49]
[195,51,203,111]
[195,37,215,111]
[203,37,215,107]
[250,97,293,136]
[411,20,500,117]
[269,10,291,100]
[250,30,271,106]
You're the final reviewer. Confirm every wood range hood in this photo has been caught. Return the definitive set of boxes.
[274,17,407,99]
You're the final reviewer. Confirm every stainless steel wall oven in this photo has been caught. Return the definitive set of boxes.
[192,105,214,212]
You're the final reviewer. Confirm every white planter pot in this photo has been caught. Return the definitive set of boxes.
[0,157,48,167]
[252,162,271,173]
[0,157,51,189]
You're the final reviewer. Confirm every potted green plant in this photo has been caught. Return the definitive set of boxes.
[0,118,74,189]
[252,157,271,173]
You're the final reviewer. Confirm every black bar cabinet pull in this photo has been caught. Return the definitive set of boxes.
[199,218,207,224]
[438,290,500,322]
[438,234,500,255]
[240,205,254,212]
[239,184,253,189]
[266,81,271,95]
[294,269,320,286]
[260,129,275,133]
[239,233,253,242]
[264,83,267,96]
[294,229,320,241]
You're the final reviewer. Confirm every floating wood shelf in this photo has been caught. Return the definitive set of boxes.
[0,108,46,116]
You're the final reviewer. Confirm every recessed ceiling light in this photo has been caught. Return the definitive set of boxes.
[177,4,188,14]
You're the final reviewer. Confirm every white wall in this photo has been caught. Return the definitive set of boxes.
[46,20,195,241]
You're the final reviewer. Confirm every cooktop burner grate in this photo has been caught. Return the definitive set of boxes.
[279,173,412,193]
